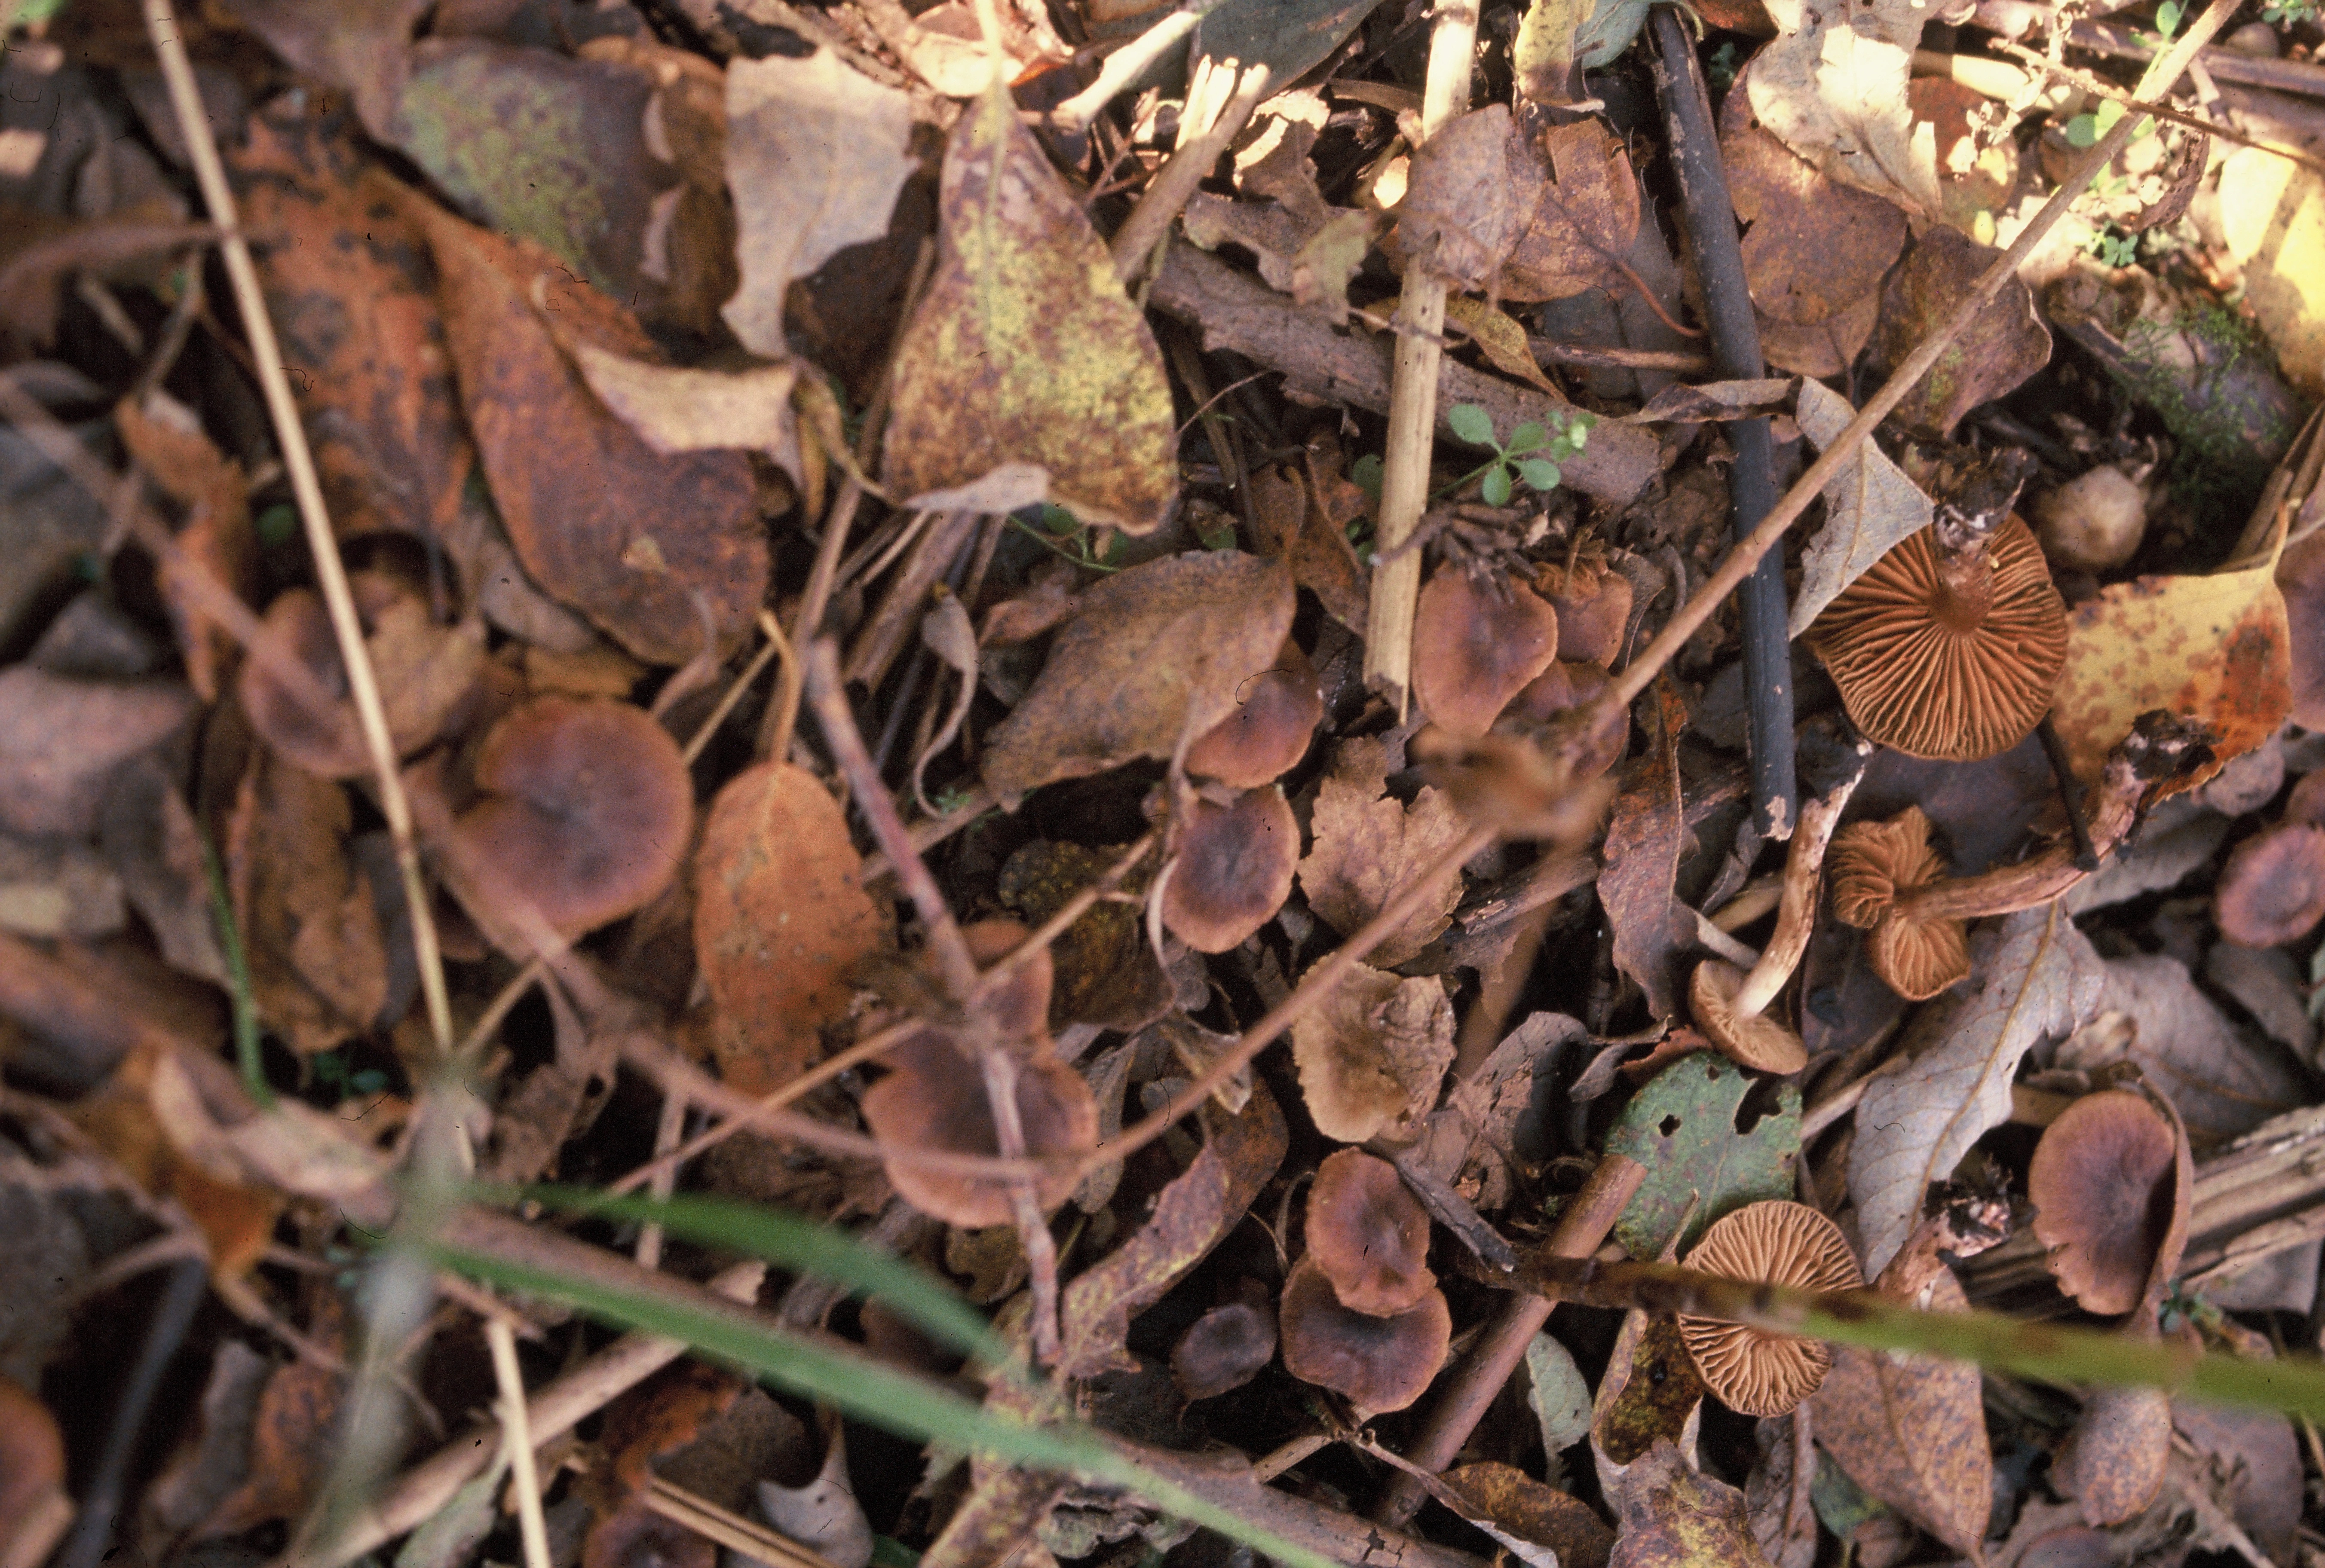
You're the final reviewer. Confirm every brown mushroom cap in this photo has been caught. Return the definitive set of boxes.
[960,918,1054,1051]
[860,1029,1099,1228]
[1411,569,1560,738]
[2285,770,2325,828]
[1277,1255,1452,1413]
[1537,563,1634,667]
[1171,1290,1280,1402]
[1677,1201,1864,1417]
[1829,806,1970,1001]
[2028,1089,2184,1315]
[1687,960,1807,1075]
[2214,823,2325,948]
[1161,784,1298,953]
[1805,516,2068,761]
[1184,637,1323,788]
[449,696,692,937]
[2281,530,2325,731]
[1305,1149,1437,1315]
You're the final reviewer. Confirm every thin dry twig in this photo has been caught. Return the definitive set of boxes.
[484,1316,552,1568]
[141,0,455,1059]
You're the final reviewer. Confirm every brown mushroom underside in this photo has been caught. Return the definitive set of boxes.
[1686,959,1807,1074]
[1829,806,1971,1000]
[1677,1201,1864,1417]
[1806,517,2067,762]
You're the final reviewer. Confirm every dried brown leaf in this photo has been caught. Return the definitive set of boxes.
[115,396,251,703]
[980,552,1293,807]
[1443,1462,1616,1568]
[695,762,886,1095]
[225,751,388,1055]
[1871,226,2051,437]
[997,841,1169,1033]
[1297,735,1467,966]
[0,668,192,838]
[1721,77,1908,327]
[1394,107,1527,289]
[1501,120,1641,303]
[1597,680,1686,1018]
[1608,1439,1769,1568]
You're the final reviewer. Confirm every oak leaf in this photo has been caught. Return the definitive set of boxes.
[1289,963,1454,1144]
[1297,735,1467,967]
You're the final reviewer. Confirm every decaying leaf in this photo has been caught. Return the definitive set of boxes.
[1608,1438,1769,1568]
[1605,1053,1800,1259]
[1296,734,1468,967]
[1747,0,1939,220]
[2055,955,2304,1147]
[1528,1331,1595,1456]
[1870,226,2051,437]
[1788,380,1936,636]
[2212,145,2325,398]
[999,841,1170,1033]
[1593,1314,1705,1477]
[694,763,886,1095]
[1057,1082,1286,1378]
[1597,680,1685,1019]
[883,82,1177,533]
[1442,1463,1616,1568]
[229,0,429,142]
[722,49,916,360]
[1849,905,2105,1276]
[199,1353,344,1536]
[404,187,766,665]
[980,552,1293,806]
[0,667,193,838]
[1722,78,1906,329]
[1393,107,1528,290]
[1811,1274,1992,1557]
[1289,963,1455,1144]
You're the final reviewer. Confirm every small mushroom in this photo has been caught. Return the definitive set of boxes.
[1676,1201,1864,1417]
[2027,1089,2189,1316]
[1184,637,1323,788]
[2213,823,2325,947]
[443,695,693,942]
[1305,1149,1436,1315]
[1535,561,1634,666]
[2032,465,2147,572]
[1171,1283,1279,1402]
[859,1027,1099,1228]
[1689,726,1871,1070]
[1828,805,1972,1001]
[1804,516,2068,761]
[1504,660,1625,780]
[1411,568,1561,738]
[1277,1255,1452,1414]
[1160,785,1298,953]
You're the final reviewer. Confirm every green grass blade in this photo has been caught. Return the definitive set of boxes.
[197,823,273,1109]
[428,1243,1341,1568]
[507,1185,1008,1369]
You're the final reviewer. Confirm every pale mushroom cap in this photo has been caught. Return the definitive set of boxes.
[1277,1255,1452,1413]
[1806,517,2068,761]
[2028,1089,2183,1315]
[1678,1201,1863,1417]
[1306,1149,1437,1315]
[1161,785,1299,953]
[1411,569,1560,739]
[1687,960,1807,1074]
[1829,807,1968,1000]
[2214,823,2325,948]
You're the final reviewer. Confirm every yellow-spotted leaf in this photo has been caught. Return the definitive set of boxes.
[882,81,1176,534]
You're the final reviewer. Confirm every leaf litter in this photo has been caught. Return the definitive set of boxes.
[9,3,2325,1568]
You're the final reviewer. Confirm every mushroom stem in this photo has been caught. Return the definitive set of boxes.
[1731,737,1872,1018]
[2036,714,2103,874]
[1895,750,2145,923]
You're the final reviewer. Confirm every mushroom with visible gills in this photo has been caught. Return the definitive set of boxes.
[1676,1201,1864,1417]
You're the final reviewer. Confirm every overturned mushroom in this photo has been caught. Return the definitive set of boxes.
[1828,805,1971,1001]
[1689,725,1871,1072]
[1804,515,2068,761]
[2027,1088,2191,1316]
[1677,1201,1863,1418]
[1184,637,1323,788]
[441,696,693,944]
[1411,568,1560,738]
[1306,1149,1436,1315]
[2213,822,2325,947]
[1278,1255,1452,1414]
[1159,785,1299,953]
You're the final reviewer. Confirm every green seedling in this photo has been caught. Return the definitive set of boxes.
[1443,402,1592,506]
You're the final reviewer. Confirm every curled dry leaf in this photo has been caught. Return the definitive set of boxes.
[1849,905,2105,1276]
[1747,0,1939,220]
[722,48,915,359]
[229,116,474,546]
[1277,1254,1451,1413]
[695,762,886,1095]
[1870,227,2052,437]
[239,581,484,780]
[1289,963,1455,1145]
[200,1352,345,1537]
[0,667,193,838]
[402,186,766,665]
[114,395,251,704]
[1810,1272,1993,1558]
[883,83,1176,532]
[1442,1462,1617,1568]
[1597,680,1686,1019]
[1058,1081,1286,1380]
[1393,106,1528,289]
[1296,734,1469,967]
[1720,73,1907,330]
[981,552,1294,807]
[1161,785,1299,954]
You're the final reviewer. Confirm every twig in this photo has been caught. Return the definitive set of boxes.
[485,1316,552,1568]
[1650,6,1795,841]
[1576,0,2245,760]
[1530,336,1711,374]
[1109,60,1274,284]
[2035,715,2102,873]
[1369,1154,1646,1526]
[643,1476,848,1568]
[1989,38,2325,175]
[143,0,454,1059]
[282,1261,766,1568]
[1051,0,1228,134]
[55,1258,211,1568]
[1362,0,1479,716]
[2069,18,2325,104]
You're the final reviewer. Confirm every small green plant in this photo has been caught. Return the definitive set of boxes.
[2262,0,2315,24]
[1706,40,1743,93]
[2087,224,2140,268]
[2143,0,2183,42]
[2063,97,2155,154]
[1443,403,1592,505]
[1008,501,1126,573]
